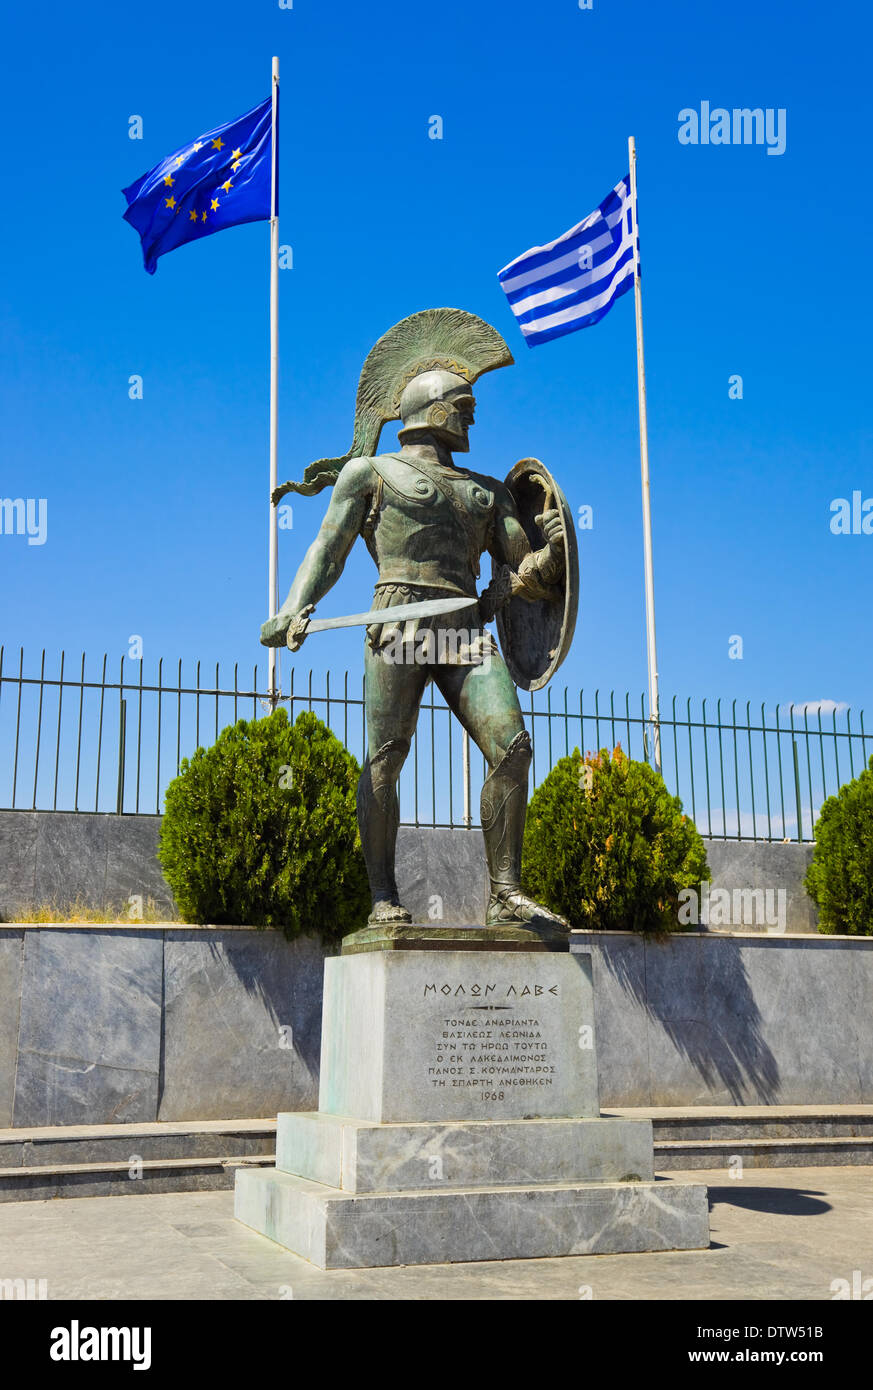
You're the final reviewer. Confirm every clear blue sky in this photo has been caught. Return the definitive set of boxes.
[2,0,871,727]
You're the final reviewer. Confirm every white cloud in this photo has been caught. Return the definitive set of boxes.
[782,699,849,716]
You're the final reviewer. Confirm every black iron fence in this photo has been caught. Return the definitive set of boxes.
[0,646,869,840]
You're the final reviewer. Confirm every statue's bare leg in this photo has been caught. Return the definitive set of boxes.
[359,644,429,924]
[435,650,569,930]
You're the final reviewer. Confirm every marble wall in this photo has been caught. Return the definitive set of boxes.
[573,932,873,1106]
[0,924,869,1127]
[0,926,323,1128]
[0,811,817,930]
[0,811,175,919]
[703,839,817,934]
[0,811,858,1127]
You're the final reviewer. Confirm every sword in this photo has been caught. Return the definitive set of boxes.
[287,594,478,646]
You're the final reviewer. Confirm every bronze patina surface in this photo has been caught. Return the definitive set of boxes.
[493,458,579,692]
[341,921,571,955]
[261,309,577,942]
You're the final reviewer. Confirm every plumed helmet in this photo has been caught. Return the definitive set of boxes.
[273,308,513,498]
[397,368,472,448]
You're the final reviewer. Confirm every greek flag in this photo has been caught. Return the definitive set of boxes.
[498,176,635,347]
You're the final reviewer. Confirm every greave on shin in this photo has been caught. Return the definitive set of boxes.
[356,738,409,904]
[480,730,532,897]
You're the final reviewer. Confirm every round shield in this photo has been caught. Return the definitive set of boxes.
[494,457,579,691]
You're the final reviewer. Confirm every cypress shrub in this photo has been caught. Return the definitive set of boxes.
[158,708,369,941]
[804,755,873,935]
[522,745,709,932]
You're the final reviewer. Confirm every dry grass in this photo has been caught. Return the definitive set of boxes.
[6,895,180,925]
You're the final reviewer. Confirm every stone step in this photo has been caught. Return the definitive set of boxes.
[0,1153,274,1202]
[235,1165,710,1268]
[0,1118,276,1169]
[277,1111,654,1192]
[3,1108,870,1200]
[653,1136,873,1170]
[603,1106,873,1169]
[608,1105,873,1142]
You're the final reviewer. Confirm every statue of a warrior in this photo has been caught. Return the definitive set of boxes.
[261,309,578,944]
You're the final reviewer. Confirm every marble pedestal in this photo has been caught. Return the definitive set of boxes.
[235,946,710,1268]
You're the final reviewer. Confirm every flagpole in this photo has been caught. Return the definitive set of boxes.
[267,55,280,706]
[628,135,661,776]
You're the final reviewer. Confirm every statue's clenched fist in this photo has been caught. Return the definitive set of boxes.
[260,604,314,650]
[535,508,563,549]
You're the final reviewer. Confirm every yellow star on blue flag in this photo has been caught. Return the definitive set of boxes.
[122,96,272,274]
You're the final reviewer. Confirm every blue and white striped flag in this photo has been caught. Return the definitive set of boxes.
[498,175,636,348]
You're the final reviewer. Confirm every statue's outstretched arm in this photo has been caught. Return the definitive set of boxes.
[260,459,371,648]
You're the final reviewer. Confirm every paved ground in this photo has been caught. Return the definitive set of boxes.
[0,1167,870,1300]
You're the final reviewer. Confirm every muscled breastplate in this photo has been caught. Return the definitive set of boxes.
[362,452,496,596]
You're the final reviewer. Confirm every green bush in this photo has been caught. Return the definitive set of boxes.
[521,745,709,932]
[804,755,873,936]
[158,708,369,941]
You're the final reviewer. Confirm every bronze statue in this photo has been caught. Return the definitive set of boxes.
[261,309,578,942]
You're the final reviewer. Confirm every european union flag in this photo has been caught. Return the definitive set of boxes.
[122,96,273,274]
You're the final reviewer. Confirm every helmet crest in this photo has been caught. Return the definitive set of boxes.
[274,309,513,499]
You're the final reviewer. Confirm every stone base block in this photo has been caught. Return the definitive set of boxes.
[319,949,598,1122]
[235,1166,710,1269]
[276,1111,654,1192]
